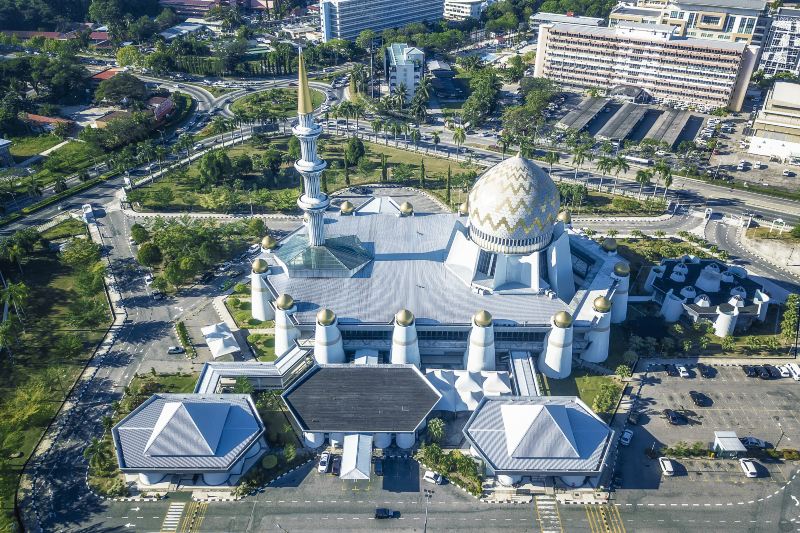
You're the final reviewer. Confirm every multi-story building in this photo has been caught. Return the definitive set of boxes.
[529,12,604,35]
[609,0,768,45]
[158,0,265,16]
[758,8,800,77]
[444,0,487,21]
[384,43,425,103]
[319,0,444,42]
[534,21,757,111]
[748,81,800,163]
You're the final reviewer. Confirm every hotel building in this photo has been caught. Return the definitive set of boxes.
[319,0,444,42]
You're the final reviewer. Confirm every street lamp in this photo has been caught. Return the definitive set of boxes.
[423,488,434,532]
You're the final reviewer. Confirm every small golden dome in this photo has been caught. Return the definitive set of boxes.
[601,237,618,252]
[473,310,493,327]
[594,295,612,313]
[252,258,269,274]
[553,311,573,328]
[275,293,294,310]
[340,200,354,215]
[614,261,630,277]
[395,309,415,326]
[557,210,571,224]
[261,235,277,250]
[316,308,336,326]
[399,201,414,216]
[458,202,469,216]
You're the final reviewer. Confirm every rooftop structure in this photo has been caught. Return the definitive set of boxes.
[529,11,604,33]
[201,322,241,359]
[319,0,443,41]
[159,22,207,40]
[112,394,266,486]
[534,21,757,111]
[748,81,800,163]
[445,0,489,21]
[384,44,425,103]
[463,396,612,486]
[426,369,513,411]
[758,8,800,77]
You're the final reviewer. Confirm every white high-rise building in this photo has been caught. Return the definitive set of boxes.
[444,0,487,21]
[385,44,425,103]
[320,0,444,42]
[758,8,800,77]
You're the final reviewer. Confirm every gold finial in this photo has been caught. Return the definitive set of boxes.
[614,262,630,277]
[395,309,414,326]
[557,210,571,224]
[261,235,277,250]
[601,237,617,252]
[252,258,269,274]
[297,49,313,115]
[473,310,493,327]
[458,202,469,216]
[593,296,612,313]
[340,200,354,215]
[553,311,573,328]
[275,294,295,310]
[399,202,413,216]
[316,308,336,326]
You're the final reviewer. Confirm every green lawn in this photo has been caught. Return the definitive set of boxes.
[0,239,113,529]
[224,297,273,329]
[540,370,622,417]
[8,134,63,162]
[40,218,88,241]
[33,140,100,185]
[231,88,325,118]
[248,334,276,362]
[188,83,233,97]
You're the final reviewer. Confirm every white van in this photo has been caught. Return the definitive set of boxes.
[739,458,758,478]
[659,457,675,476]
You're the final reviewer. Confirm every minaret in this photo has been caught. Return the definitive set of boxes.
[293,50,328,246]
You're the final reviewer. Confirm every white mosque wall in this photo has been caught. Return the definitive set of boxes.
[464,322,496,372]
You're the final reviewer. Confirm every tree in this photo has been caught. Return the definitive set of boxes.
[284,442,297,462]
[60,238,101,267]
[116,46,142,68]
[446,165,452,206]
[288,136,301,160]
[137,242,162,267]
[611,155,630,195]
[130,223,150,244]
[596,156,614,191]
[780,294,799,341]
[410,129,421,152]
[419,159,425,189]
[345,136,365,164]
[544,151,559,176]
[261,454,278,469]
[428,418,445,443]
[94,72,147,104]
[635,169,652,200]
[198,150,232,188]
[56,333,84,359]
[453,127,466,160]
[616,364,632,378]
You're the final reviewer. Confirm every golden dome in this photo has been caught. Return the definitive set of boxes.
[340,200,354,215]
[261,235,277,249]
[399,202,414,216]
[458,202,469,216]
[601,237,618,252]
[275,293,294,310]
[553,311,573,328]
[395,309,415,326]
[614,261,630,277]
[593,295,612,313]
[252,258,269,274]
[557,210,571,224]
[316,308,336,326]
[473,310,493,327]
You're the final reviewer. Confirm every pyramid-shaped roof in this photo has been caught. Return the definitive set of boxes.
[501,404,579,459]
[144,401,230,457]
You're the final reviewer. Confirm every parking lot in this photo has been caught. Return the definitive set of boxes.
[613,363,800,501]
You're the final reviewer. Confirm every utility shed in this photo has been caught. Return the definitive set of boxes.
[340,434,373,480]
[713,431,747,458]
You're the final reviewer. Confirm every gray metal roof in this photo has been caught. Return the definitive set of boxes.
[282,364,441,433]
[340,434,373,480]
[673,0,766,11]
[463,396,612,475]
[113,394,264,472]
[195,361,284,394]
[266,213,569,326]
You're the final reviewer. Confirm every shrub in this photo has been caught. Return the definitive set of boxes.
[261,454,278,469]
[234,282,249,294]
[284,443,296,463]
[616,364,632,378]
[229,297,241,306]
[783,449,800,461]
[592,383,622,414]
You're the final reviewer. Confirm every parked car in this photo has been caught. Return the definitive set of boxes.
[167,346,185,354]
[659,457,675,476]
[619,429,633,446]
[152,291,164,300]
[144,273,154,285]
[739,458,758,478]
[763,364,782,379]
[677,365,690,378]
[374,458,383,476]
[227,269,243,278]
[375,508,398,519]
[423,470,443,485]
[689,390,710,407]
[331,455,341,476]
[778,365,792,378]
[742,365,758,378]
[665,364,679,377]
[783,169,796,177]
[757,366,772,380]
[696,363,713,378]
[664,409,687,425]
[317,452,330,473]
[740,436,771,449]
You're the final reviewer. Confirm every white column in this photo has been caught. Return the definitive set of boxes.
[582,297,611,364]
[274,295,300,358]
[539,312,573,379]
[547,228,575,301]
[250,267,274,322]
[660,290,684,323]
[391,310,420,367]
[714,306,739,337]
[610,262,630,324]
[314,308,345,364]
[464,311,495,372]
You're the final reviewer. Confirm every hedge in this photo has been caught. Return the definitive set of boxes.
[175,321,197,358]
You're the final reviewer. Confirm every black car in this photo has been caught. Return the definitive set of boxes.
[758,366,772,380]
[696,363,713,378]
[664,409,687,425]
[331,455,341,476]
[375,508,398,519]
[665,364,679,377]
[689,390,711,407]
[763,364,782,379]
[742,365,758,377]
[199,271,215,283]
[374,458,384,476]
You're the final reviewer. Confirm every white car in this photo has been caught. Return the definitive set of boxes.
[318,452,330,473]
[619,429,633,446]
[739,458,758,478]
[659,457,675,476]
[423,470,443,485]
[167,346,185,354]
[783,169,796,177]
[778,365,792,378]
[677,365,690,378]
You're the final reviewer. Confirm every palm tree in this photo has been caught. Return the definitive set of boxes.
[431,132,440,155]
[635,169,652,200]
[654,160,672,200]
[409,97,427,125]
[339,101,353,132]
[1,281,28,320]
[498,132,513,160]
[233,109,248,143]
[155,145,168,176]
[394,83,408,110]
[544,151,560,178]
[331,105,340,135]
[611,155,630,195]
[572,147,586,181]
[390,122,402,147]
[416,77,432,101]
[410,129,421,152]
[371,119,383,143]
[596,156,614,191]
[138,140,156,166]
[210,116,230,144]
[176,133,195,165]
[351,101,365,135]
[453,127,466,160]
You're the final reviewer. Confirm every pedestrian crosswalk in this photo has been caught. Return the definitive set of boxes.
[534,494,563,533]
[160,502,185,532]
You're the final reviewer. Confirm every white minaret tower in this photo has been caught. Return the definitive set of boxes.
[610,261,630,324]
[314,308,345,364]
[293,50,328,246]
[539,311,573,379]
[464,310,496,372]
[274,294,300,357]
[250,258,274,322]
[391,309,421,367]
[582,296,612,363]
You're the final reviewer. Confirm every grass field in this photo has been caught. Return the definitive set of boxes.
[8,134,63,162]
[0,220,112,530]
[248,334,276,362]
[33,140,100,185]
[540,370,622,419]
[230,88,325,118]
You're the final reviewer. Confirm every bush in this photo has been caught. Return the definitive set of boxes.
[592,383,622,414]
[229,297,241,307]
[783,449,800,461]
[615,364,632,378]
[175,321,196,358]
[261,454,278,469]
[284,443,296,463]
[234,282,249,294]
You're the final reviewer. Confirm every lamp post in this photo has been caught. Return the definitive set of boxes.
[423,488,434,532]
